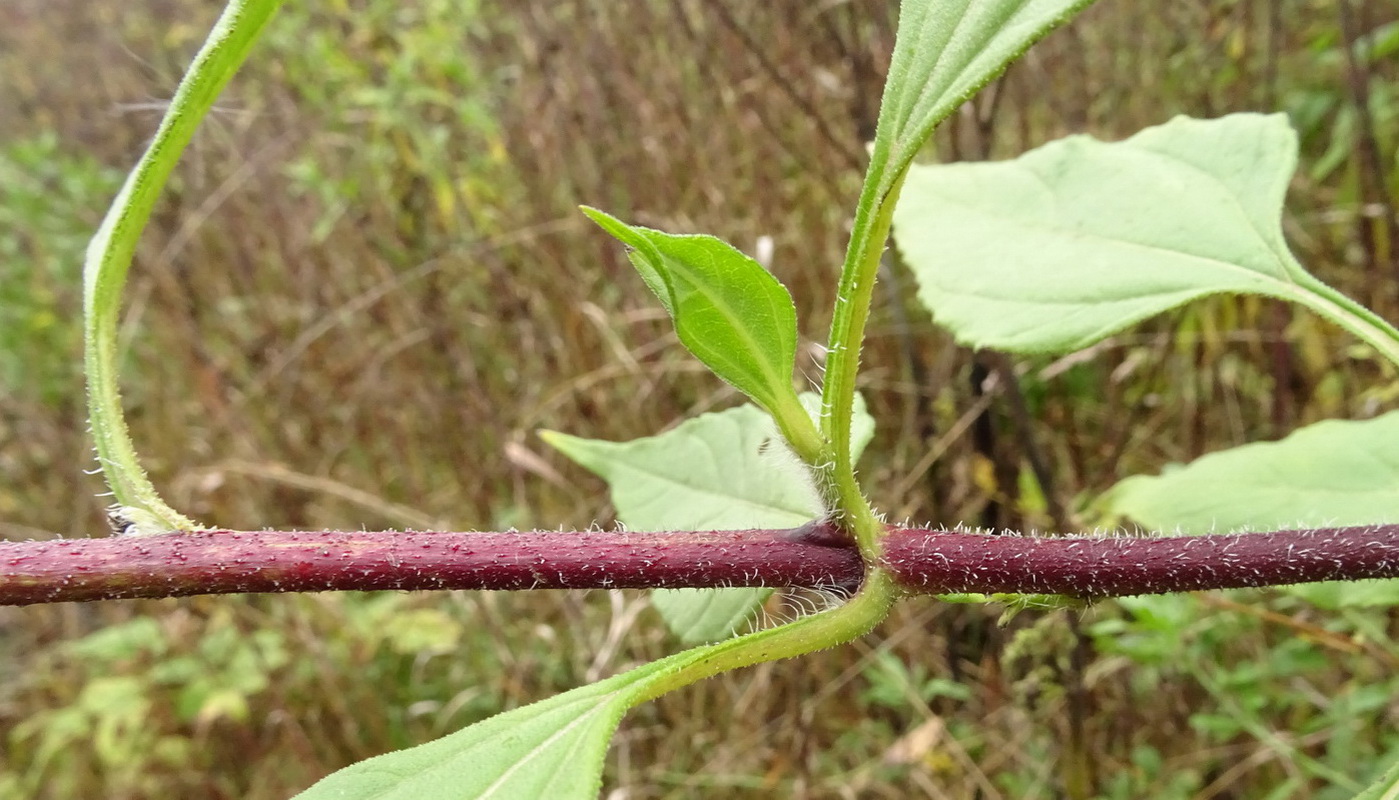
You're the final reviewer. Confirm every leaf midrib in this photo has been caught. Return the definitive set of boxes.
[475,690,624,799]
[660,244,791,407]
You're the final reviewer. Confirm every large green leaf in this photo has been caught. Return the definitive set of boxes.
[580,208,805,423]
[1102,411,1399,533]
[892,113,1399,359]
[291,579,895,800]
[293,662,642,799]
[1101,412,1399,608]
[542,395,874,643]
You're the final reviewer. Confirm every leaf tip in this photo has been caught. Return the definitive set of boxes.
[536,428,568,449]
[578,205,628,236]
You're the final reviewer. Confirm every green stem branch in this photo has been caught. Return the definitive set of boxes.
[83,0,283,531]
[1290,274,1399,370]
[636,569,898,703]
[819,169,908,554]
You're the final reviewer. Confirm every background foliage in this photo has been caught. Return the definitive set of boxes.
[0,0,1396,797]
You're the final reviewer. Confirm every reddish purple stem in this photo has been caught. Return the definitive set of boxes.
[0,524,1395,606]
[880,525,1399,597]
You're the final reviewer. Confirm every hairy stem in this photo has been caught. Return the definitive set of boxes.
[1288,273,1399,370]
[634,569,899,703]
[881,525,1399,597]
[2,524,1394,606]
[820,171,908,549]
[84,0,283,530]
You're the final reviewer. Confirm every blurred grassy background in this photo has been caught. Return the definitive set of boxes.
[1,0,1396,797]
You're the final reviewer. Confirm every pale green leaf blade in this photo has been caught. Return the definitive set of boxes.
[1101,411,1399,534]
[543,405,812,642]
[870,0,1098,198]
[1101,412,1399,608]
[893,113,1318,353]
[543,403,825,532]
[650,588,771,644]
[543,393,876,531]
[580,208,800,415]
[292,584,888,800]
[293,665,640,800]
[542,395,874,642]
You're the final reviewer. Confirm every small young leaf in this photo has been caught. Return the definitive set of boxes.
[579,208,804,420]
[893,113,1339,352]
[542,394,874,642]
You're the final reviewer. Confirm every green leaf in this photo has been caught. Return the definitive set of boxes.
[1352,753,1399,800]
[892,113,1399,361]
[869,0,1099,201]
[542,394,874,643]
[294,570,899,800]
[649,588,768,646]
[1101,412,1399,607]
[84,0,284,531]
[822,0,1098,488]
[579,208,804,422]
[1102,411,1399,534]
[292,657,646,800]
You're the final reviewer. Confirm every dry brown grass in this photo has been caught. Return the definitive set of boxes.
[1,0,1396,797]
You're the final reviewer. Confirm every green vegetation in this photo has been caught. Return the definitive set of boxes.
[0,135,121,408]
[2,0,1397,797]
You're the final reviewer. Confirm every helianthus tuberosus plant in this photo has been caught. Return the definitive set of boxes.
[1,0,1396,796]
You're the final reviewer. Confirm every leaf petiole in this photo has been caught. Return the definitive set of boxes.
[1289,272,1399,370]
[84,0,284,531]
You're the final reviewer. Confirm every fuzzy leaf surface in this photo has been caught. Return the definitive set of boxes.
[581,208,802,417]
[292,595,870,800]
[543,394,874,642]
[293,664,644,799]
[868,0,1099,200]
[1101,411,1399,607]
[893,113,1336,352]
[1102,411,1399,533]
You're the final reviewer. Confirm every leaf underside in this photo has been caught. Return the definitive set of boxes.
[893,113,1315,353]
[1101,411,1399,608]
[544,394,875,642]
